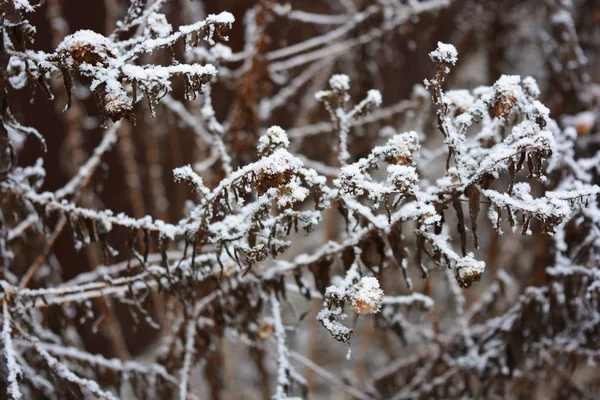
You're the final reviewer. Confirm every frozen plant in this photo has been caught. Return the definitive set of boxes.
[1,1,600,399]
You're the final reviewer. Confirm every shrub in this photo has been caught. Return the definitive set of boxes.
[1,1,599,399]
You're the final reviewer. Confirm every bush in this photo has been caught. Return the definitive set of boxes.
[1,1,599,399]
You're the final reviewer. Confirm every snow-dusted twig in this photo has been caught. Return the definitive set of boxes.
[270,289,292,400]
[2,301,23,400]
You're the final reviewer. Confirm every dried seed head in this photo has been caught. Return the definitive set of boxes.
[429,42,458,64]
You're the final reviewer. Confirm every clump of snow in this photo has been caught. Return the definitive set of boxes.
[257,148,303,177]
[493,75,521,100]
[204,11,235,25]
[210,44,233,61]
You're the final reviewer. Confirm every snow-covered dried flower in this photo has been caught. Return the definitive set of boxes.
[350,277,384,315]
[490,75,520,120]
[329,74,350,92]
[387,164,419,192]
[258,126,290,156]
[455,254,486,288]
[375,131,420,165]
[56,30,117,68]
[255,149,302,195]
[429,42,458,66]
[103,90,133,122]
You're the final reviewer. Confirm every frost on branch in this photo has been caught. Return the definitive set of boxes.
[2,301,23,400]
[335,131,420,207]
[4,9,233,128]
[316,74,383,165]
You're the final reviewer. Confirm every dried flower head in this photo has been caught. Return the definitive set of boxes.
[350,277,384,315]
[490,75,520,120]
[258,126,290,156]
[455,255,486,288]
[56,30,117,68]
[103,90,133,122]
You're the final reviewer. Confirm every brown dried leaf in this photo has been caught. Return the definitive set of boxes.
[465,185,480,249]
[452,195,467,256]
